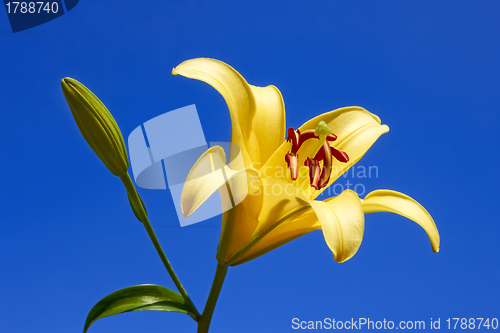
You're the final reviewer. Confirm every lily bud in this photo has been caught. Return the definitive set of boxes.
[61,78,129,177]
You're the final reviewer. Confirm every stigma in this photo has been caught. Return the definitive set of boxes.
[285,121,349,190]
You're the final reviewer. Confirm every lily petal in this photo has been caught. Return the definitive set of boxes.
[223,177,311,264]
[262,106,389,199]
[181,146,259,218]
[173,58,286,167]
[217,171,264,263]
[251,85,286,165]
[180,145,264,265]
[228,207,319,265]
[361,190,440,253]
[310,190,365,263]
[232,190,364,265]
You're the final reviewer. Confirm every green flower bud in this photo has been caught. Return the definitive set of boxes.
[61,78,129,177]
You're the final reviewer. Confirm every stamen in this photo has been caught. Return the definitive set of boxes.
[287,128,316,154]
[285,153,299,180]
[317,142,333,188]
[330,146,349,163]
[285,121,349,190]
[326,133,338,141]
[287,128,300,153]
[305,158,321,190]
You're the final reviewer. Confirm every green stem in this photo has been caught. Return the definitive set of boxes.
[121,173,201,320]
[197,264,228,333]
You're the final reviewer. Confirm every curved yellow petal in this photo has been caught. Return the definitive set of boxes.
[250,85,286,165]
[181,145,259,219]
[361,190,440,253]
[217,172,264,263]
[262,106,389,199]
[231,190,365,265]
[228,207,319,265]
[173,58,286,167]
[310,190,365,263]
[222,177,311,264]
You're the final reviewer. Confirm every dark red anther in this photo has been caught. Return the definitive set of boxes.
[331,146,349,163]
[317,143,333,189]
[305,157,321,190]
[326,133,338,141]
[287,128,318,154]
[285,153,299,180]
[287,128,301,153]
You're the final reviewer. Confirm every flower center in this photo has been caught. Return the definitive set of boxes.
[285,121,349,190]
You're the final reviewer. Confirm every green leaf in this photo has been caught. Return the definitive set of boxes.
[83,284,196,333]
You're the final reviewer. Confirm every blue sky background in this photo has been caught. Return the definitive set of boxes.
[1,1,499,332]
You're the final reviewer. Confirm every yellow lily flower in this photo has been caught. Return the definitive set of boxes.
[173,58,439,266]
